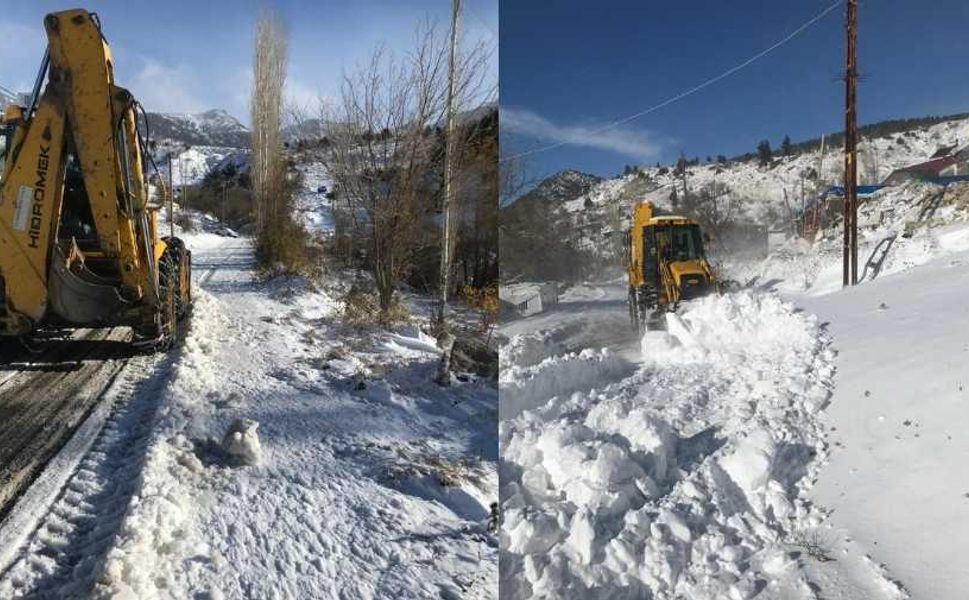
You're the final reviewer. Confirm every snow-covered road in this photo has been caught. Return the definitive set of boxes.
[0,234,498,599]
[499,285,906,599]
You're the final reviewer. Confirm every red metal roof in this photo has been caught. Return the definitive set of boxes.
[899,155,960,174]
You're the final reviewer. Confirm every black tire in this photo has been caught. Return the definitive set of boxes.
[157,247,180,349]
[162,236,191,320]
[628,287,639,329]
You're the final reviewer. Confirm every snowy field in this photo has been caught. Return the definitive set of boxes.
[0,234,497,597]
[798,249,969,599]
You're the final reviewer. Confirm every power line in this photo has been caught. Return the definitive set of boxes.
[501,0,843,162]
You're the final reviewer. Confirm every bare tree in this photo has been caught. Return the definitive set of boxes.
[251,8,288,234]
[693,181,737,241]
[321,20,493,315]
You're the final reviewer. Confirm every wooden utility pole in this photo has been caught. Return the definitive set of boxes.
[843,0,858,286]
[437,0,461,325]
[168,154,175,237]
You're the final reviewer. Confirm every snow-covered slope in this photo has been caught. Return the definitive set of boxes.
[510,169,603,208]
[146,109,249,148]
[156,145,248,187]
[797,249,969,600]
[502,114,969,281]
[293,160,335,235]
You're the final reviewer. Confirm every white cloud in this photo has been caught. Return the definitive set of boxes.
[0,20,48,92]
[501,106,662,159]
[285,75,325,112]
[129,58,207,114]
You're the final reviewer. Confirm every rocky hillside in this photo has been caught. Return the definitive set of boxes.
[501,113,969,283]
[145,109,249,148]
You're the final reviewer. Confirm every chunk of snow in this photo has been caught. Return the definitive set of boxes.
[221,418,262,466]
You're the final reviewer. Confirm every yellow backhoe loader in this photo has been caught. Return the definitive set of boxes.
[0,9,190,349]
[625,201,718,333]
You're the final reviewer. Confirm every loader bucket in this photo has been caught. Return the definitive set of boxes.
[48,246,128,324]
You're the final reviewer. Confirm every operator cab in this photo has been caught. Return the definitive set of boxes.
[641,219,706,284]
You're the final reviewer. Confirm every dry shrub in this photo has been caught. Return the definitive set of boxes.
[460,283,499,333]
[174,212,198,232]
[382,448,485,489]
[789,529,836,563]
[341,283,410,327]
[255,216,323,280]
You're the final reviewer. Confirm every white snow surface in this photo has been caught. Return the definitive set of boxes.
[0,232,497,598]
[293,160,335,235]
[799,249,969,599]
[500,290,906,599]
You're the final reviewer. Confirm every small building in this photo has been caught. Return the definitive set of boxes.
[499,282,558,318]
[884,146,969,185]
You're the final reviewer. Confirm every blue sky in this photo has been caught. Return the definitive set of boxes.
[0,0,497,124]
[501,0,969,181]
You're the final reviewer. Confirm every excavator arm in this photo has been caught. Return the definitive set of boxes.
[0,9,188,343]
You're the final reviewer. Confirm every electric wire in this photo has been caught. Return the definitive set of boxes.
[501,0,843,162]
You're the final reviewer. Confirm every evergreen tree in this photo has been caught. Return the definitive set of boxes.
[757,140,772,166]
[781,135,793,156]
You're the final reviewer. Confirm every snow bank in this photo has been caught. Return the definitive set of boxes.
[499,347,632,420]
[500,292,897,598]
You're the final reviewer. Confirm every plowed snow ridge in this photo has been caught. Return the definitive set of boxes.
[499,291,905,599]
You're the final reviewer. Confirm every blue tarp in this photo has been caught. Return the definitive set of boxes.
[824,185,884,197]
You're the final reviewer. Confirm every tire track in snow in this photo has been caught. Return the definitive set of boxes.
[0,333,190,597]
[0,327,133,523]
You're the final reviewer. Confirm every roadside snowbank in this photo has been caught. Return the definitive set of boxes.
[800,248,969,599]
[729,181,969,296]
[500,292,904,599]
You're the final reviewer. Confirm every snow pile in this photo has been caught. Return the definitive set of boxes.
[221,418,262,465]
[500,292,901,598]
[96,289,228,596]
[500,330,562,370]
[499,347,632,420]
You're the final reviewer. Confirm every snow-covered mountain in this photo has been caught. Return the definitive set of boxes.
[507,169,602,209]
[145,109,249,149]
